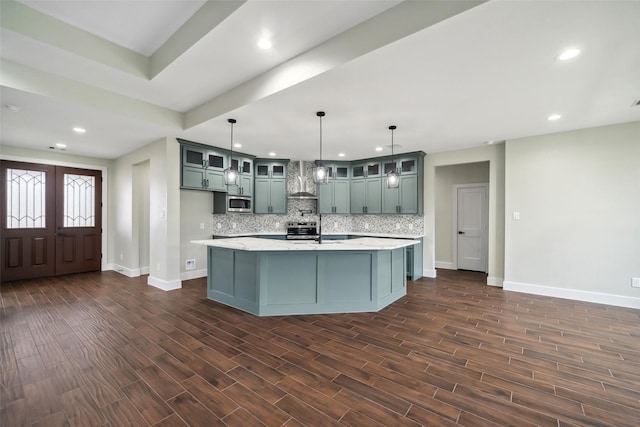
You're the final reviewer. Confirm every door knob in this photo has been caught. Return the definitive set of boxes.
[458,231,465,234]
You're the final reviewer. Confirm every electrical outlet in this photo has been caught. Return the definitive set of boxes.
[185,259,196,270]
[334,222,338,229]
[232,222,237,229]
[200,223,205,230]
[396,223,400,230]
[632,278,640,288]
[217,223,221,229]
[408,224,413,230]
[275,222,280,228]
[365,223,369,229]
[120,253,123,261]
[513,211,520,220]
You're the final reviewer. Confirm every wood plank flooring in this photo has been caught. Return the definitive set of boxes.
[1,269,639,426]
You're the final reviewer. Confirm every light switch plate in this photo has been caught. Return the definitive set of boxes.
[632,277,640,288]
[512,212,520,220]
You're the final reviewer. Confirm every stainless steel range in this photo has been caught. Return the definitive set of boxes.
[285,221,319,240]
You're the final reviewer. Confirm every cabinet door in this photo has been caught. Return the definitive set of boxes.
[269,179,287,214]
[365,178,382,214]
[399,175,418,214]
[206,151,226,171]
[182,146,206,167]
[241,175,252,196]
[382,182,400,214]
[182,166,206,189]
[350,179,366,213]
[254,179,271,213]
[333,180,350,214]
[318,183,334,214]
[271,163,286,178]
[205,170,226,192]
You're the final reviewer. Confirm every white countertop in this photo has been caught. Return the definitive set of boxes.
[192,236,418,251]
[211,231,425,239]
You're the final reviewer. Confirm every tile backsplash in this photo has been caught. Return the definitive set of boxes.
[212,161,424,236]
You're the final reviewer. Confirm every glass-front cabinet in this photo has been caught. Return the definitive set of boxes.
[227,156,253,196]
[254,160,289,214]
[318,162,350,214]
[350,160,382,214]
[181,143,227,191]
[381,155,422,214]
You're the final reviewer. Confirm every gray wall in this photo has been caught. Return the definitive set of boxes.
[504,121,640,306]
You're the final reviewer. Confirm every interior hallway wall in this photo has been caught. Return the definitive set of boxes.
[424,144,505,285]
[435,161,490,269]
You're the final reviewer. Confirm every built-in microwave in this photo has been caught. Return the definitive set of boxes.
[226,195,252,213]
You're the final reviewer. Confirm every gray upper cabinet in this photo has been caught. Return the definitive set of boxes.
[181,143,227,191]
[254,160,288,214]
[381,154,424,214]
[350,161,382,214]
[318,162,350,214]
[227,156,253,196]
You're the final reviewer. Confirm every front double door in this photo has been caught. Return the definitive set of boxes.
[0,161,102,282]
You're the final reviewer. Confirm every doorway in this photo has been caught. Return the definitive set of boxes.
[454,183,488,272]
[1,160,102,281]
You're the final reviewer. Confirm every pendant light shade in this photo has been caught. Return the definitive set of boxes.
[387,125,400,188]
[312,111,329,184]
[224,118,239,186]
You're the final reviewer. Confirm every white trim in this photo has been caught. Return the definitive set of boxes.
[181,268,207,281]
[435,261,455,270]
[487,276,503,287]
[112,264,141,278]
[140,266,150,275]
[102,263,114,271]
[1,154,109,271]
[423,268,437,278]
[148,275,182,291]
[453,183,489,273]
[503,281,640,309]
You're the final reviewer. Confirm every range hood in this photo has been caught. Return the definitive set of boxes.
[288,160,317,200]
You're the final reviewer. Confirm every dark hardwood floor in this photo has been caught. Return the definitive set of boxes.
[1,269,639,426]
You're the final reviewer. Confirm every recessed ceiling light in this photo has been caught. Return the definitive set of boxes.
[375,147,383,152]
[257,38,272,49]
[547,114,562,121]
[268,152,276,157]
[73,127,86,133]
[4,104,22,113]
[56,143,67,148]
[557,48,581,61]
[233,143,242,148]
[484,140,495,145]
[338,153,345,157]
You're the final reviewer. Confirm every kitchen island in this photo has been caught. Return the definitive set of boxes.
[192,237,417,316]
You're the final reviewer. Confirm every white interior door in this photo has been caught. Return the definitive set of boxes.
[456,184,488,272]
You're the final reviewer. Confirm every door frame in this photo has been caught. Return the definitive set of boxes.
[452,183,488,272]
[1,154,109,271]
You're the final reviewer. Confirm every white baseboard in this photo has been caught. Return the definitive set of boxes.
[423,268,437,278]
[181,268,207,281]
[435,261,455,270]
[503,280,640,309]
[487,276,504,287]
[140,266,150,275]
[148,275,182,291]
[102,263,114,271]
[112,264,141,278]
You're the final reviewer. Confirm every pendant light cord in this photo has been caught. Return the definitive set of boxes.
[317,111,325,162]
[228,118,236,164]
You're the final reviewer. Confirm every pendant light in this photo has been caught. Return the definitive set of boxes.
[224,118,239,186]
[312,111,329,184]
[387,125,400,188]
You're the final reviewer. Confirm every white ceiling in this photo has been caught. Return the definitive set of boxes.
[1,0,639,161]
